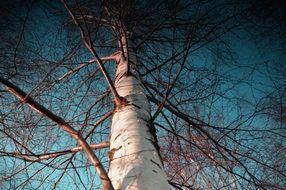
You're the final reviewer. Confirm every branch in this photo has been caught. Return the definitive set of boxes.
[49,56,112,89]
[85,111,113,140]
[0,142,109,162]
[100,51,121,62]
[148,94,267,187]
[151,40,189,121]
[57,61,92,81]
[62,0,122,107]
[0,76,114,190]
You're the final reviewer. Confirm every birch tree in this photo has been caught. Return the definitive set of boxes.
[1,0,286,190]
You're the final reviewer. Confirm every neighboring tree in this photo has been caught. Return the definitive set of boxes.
[0,0,285,190]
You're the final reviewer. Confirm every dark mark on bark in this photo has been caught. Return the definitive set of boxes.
[146,119,164,165]
[130,103,141,109]
[125,175,136,179]
[150,159,162,169]
[108,146,122,161]
[116,72,126,82]
[114,96,129,111]
[114,134,121,141]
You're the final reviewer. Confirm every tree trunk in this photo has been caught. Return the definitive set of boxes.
[108,35,170,190]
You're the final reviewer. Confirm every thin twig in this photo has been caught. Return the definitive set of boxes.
[62,0,121,106]
[0,142,109,162]
[0,76,114,190]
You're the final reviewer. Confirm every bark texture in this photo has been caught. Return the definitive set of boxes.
[108,36,170,190]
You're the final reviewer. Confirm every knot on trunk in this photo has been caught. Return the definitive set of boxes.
[114,96,128,111]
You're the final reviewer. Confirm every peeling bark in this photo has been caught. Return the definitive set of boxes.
[108,36,170,190]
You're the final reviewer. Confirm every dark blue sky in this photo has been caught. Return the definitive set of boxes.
[0,0,285,189]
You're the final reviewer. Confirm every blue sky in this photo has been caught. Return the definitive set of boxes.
[0,0,286,189]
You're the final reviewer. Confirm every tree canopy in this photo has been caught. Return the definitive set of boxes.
[0,0,285,189]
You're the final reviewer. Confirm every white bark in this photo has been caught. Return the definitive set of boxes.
[108,36,170,190]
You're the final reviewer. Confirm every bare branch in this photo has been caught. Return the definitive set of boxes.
[0,141,109,162]
[0,76,114,190]
[61,0,122,106]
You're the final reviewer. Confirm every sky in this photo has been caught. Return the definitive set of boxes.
[0,0,286,189]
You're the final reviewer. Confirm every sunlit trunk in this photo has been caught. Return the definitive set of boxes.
[108,35,170,190]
